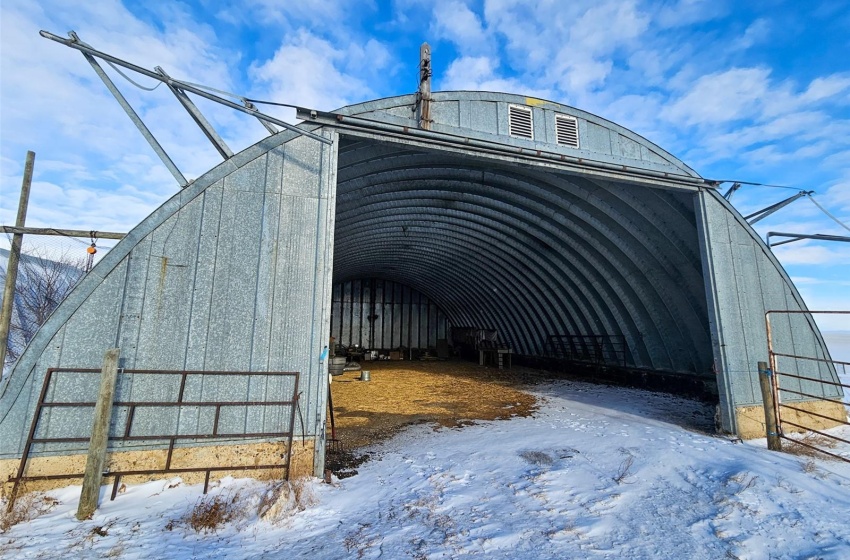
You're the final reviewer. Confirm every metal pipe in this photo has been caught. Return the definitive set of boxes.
[156,66,233,159]
[300,108,707,190]
[722,182,741,200]
[76,42,188,187]
[767,231,850,247]
[40,30,331,145]
[746,191,813,224]
[779,432,850,464]
[0,151,35,373]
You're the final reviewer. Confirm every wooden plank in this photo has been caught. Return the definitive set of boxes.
[76,348,121,520]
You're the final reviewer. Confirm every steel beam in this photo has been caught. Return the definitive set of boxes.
[766,231,850,247]
[746,191,813,224]
[40,30,331,145]
[72,34,188,188]
[156,66,233,160]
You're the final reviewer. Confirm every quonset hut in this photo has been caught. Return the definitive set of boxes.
[0,91,842,481]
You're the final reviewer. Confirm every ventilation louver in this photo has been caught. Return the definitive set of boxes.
[508,105,534,139]
[555,114,579,148]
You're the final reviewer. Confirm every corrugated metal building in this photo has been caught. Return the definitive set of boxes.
[0,91,841,477]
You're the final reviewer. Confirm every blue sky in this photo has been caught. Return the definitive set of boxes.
[1,0,848,329]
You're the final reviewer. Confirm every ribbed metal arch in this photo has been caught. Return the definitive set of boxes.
[334,138,712,375]
[332,186,688,368]
[336,209,616,356]
[336,186,688,368]
[339,228,574,354]
[336,196,635,359]
[338,216,592,345]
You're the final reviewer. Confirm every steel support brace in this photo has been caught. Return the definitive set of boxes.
[766,231,850,247]
[746,190,813,224]
[156,66,234,160]
[75,38,189,188]
[40,30,331,146]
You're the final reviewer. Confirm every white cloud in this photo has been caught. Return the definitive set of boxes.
[0,0,254,233]
[663,67,773,126]
[772,242,850,265]
[249,30,385,115]
[731,18,770,50]
[655,0,728,28]
[432,0,491,55]
[441,55,555,99]
[801,74,850,103]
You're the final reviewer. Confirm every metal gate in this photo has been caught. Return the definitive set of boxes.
[766,310,850,462]
[7,368,300,510]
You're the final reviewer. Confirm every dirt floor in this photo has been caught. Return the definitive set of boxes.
[326,359,540,454]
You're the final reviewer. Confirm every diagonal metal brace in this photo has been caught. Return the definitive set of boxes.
[745,190,813,225]
[40,30,332,146]
[766,231,850,247]
[71,32,189,188]
[244,100,279,135]
[156,66,233,160]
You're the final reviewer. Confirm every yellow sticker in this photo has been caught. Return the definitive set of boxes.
[525,97,548,107]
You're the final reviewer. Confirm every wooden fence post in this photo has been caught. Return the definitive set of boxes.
[757,361,782,451]
[0,151,35,371]
[77,348,121,520]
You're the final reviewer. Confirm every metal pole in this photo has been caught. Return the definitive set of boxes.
[0,151,34,371]
[757,361,782,451]
[78,47,189,188]
[39,31,330,145]
[746,191,813,224]
[156,66,234,160]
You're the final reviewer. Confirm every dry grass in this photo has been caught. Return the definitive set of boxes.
[783,432,839,459]
[185,490,243,534]
[519,450,555,467]
[613,455,635,485]
[0,484,60,532]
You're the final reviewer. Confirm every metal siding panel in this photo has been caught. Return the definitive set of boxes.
[695,191,839,416]
[431,100,460,127]
[703,197,755,406]
[618,134,641,159]
[466,100,499,135]
[184,183,225,371]
[114,238,153,369]
[250,151,284,371]
[134,205,200,372]
[584,122,613,155]
[55,260,127,369]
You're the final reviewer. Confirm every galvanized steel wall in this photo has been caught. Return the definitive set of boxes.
[0,129,338,459]
[695,190,840,432]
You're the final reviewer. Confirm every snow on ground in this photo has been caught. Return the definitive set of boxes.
[3,380,850,560]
